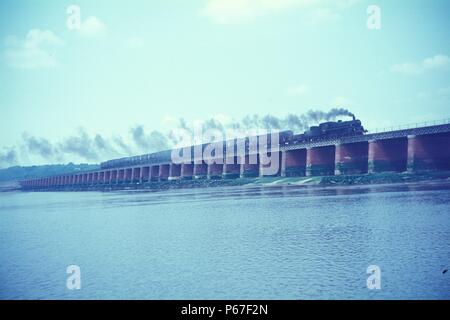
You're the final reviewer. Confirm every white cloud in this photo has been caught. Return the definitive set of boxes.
[78,16,107,38]
[423,54,450,69]
[287,84,310,96]
[201,0,360,24]
[391,54,450,75]
[3,29,64,69]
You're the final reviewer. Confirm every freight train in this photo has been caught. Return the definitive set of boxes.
[101,117,366,169]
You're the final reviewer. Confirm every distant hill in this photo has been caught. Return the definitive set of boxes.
[0,163,100,182]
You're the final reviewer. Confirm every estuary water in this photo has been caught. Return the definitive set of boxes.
[0,181,449,299]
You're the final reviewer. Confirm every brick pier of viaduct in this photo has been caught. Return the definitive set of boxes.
[19,123,450,190]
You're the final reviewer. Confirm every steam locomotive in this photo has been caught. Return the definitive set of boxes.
[280,116,367,145]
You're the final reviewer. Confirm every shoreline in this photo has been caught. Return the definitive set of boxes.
[8,171,450,193]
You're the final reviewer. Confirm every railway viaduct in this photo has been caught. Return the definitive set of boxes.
[19,121,450,190]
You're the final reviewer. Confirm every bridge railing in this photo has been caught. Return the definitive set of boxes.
[367,118,450,134]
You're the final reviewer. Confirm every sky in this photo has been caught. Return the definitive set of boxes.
[1,0,449,167]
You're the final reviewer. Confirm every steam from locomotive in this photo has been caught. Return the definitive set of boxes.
[101,114,366,169]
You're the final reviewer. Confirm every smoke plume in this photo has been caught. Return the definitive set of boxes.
[22,134,54,159]
[130,126,170,152]
[1,108,356,167]
[0,149,18,168]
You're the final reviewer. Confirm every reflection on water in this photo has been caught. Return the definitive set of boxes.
[0,181,449,299]
[101,180,450,208]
